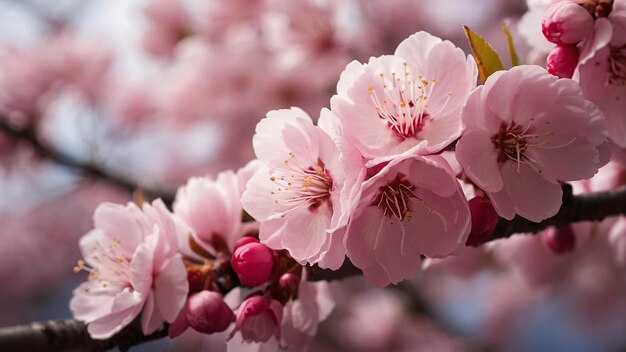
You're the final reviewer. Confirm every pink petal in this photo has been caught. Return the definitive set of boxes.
[500,162,563,222]
[154,255,189,322]
[456,130,503,193]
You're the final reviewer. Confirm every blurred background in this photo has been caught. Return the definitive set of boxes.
[1,0,625,351]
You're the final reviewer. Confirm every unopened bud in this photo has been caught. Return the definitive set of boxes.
[466,196,499,246]
[231,241,275,287]
[187,291,235,334]
[544,226,576,254]
[547,44,580,78]
[233,236,260,252]
[543,2,594,44]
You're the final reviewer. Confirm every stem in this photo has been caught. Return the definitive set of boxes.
[0,118,175,204]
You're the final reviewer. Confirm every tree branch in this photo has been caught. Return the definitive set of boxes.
[0,118,176,204]
[2,184,626,351]
[484,183,626,243]
[0,319,167,352]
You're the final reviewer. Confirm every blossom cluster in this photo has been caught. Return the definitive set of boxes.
[69,14,619,350]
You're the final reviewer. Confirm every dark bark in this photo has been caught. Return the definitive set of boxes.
[0,319,167,352]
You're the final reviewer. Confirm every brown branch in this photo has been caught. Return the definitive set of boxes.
[0,164,624,351]
[482,183,626,243]
[0,118,175,204]
[0,319,167,352]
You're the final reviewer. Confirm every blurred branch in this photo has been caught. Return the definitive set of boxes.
[0,118,176,204]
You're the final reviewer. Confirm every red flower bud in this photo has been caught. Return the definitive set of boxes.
[169,291,234,338]
[233,236,260,252]
[544,226,576,254]
[187,291,235,334]
[547,45,580,79]
[231,241,275,287]
[466,196,499,246]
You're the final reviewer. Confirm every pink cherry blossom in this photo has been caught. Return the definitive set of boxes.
[70,200,189,339]
[345,154,471,287]
[456,65,608,222]
[174,167,256,255]
[576,45,626,148]
[230,295,283,343]
[241,107,363,269]
[330,31,477,162]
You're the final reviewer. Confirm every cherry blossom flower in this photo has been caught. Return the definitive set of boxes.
[330,31,477,163]
[241,107,363,269]
[345,154,471,287]
[174,166,258,255]
[456,65,608,222]
[70,200,189,339]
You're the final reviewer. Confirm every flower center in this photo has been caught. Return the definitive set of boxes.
[492,121,576,174]
[608,45,626,86]
[269,153,333,217]
[73,237,131,289]
[494,123,529,167]
[370,174,448,255]
[372,176,416,223]
[368,62,451,140]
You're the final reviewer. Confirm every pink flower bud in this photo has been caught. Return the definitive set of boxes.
[186,291,235,334]
[466,196,499,246]
[233,236,259,252]
[542,2,594,44]
[546,44,580,78]
[231,241,275,287]
[544,226,576,254]
[169,291,235,338]
[230,295,283,343]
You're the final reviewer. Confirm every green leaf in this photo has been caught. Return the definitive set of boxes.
[463,25,504,84]
[501,21,520,67]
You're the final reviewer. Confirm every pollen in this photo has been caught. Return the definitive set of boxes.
[368,64,452,140]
